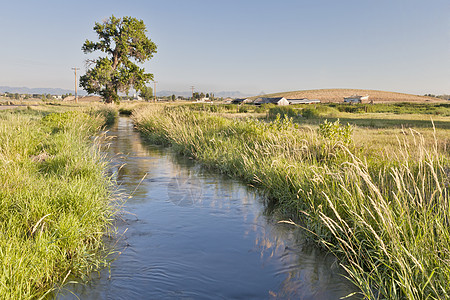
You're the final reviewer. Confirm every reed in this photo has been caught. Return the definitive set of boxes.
[133,104,449,299]
[0,108,118,299]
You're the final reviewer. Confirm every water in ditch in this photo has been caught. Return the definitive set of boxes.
[57,117,358,299]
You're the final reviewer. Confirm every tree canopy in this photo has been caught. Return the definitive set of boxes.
[139,85,153,101]
[80,15,157,103]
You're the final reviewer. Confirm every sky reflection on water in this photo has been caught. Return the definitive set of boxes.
[57,117,358,300]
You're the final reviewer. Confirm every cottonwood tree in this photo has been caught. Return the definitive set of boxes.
[139,85,153,101]
[80,15,157,103]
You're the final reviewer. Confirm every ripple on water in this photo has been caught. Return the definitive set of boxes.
[56,118,359,300]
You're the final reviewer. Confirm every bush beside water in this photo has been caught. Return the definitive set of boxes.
[133,105,450,300]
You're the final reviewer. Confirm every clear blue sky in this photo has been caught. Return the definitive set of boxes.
[0,0,449,95]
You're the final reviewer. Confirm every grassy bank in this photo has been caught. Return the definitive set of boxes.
[0,106,118,299]
[133,104,449,299]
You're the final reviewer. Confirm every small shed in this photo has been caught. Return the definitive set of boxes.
[288,98,321,105]
[344,95,369,104]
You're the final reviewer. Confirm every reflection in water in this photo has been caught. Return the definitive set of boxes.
[57,118,358,299]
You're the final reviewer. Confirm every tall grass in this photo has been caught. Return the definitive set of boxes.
[25,102,119,125]
[327,102,450,116]
[0,108,117,299]
[133,105,450,299]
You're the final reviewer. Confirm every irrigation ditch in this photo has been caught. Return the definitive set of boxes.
[57,117,357,299]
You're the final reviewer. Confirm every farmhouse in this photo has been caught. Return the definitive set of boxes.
[344,95,369,103]
[231,98,251,104]
[288,98,321,105]
[253,97,289,106]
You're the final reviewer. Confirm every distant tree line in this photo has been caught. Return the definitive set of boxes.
[424,94,450,100]
[191,92,215,101]
[1,92,72,101]
[2,92,22,100]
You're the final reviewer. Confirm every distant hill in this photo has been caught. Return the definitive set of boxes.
[0,86,85,96]
[252,89,445,103]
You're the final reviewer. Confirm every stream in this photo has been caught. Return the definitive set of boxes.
[57,117,358,299]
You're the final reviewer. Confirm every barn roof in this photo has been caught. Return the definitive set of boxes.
[288,99,320,104]
[231,98,249,103]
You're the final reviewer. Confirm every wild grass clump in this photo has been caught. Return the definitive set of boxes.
[117,102,149,116]
[267,106,299,119]
[318,119,353,145]
[256,103,276,113]
[299,105,339,119]
[238,104,250,113]
[301,146,450,299]
[133,104,450,299]
[0,110,116,299]
[8,102,119,127]
[93,105,118,125]
[181,103,229,113]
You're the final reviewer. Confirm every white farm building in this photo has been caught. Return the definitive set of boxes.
[343,95,369,103]
[253,97,289,106]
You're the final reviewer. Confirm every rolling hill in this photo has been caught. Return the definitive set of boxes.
[252,89,444,103]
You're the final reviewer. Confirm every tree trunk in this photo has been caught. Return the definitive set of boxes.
[104,96,113,103]
[102,85,115,103]
[112,50,119,70]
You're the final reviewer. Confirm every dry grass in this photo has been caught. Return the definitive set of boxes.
[254,88,444,103]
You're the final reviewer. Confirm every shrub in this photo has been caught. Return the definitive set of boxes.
[268,106,299,119]
[94,106,118,125]
[238,105,249,113]
[223,104,236,111]
[318,119,353,145]
[301,107,320,118]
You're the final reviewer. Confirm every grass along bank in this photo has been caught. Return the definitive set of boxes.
[133,104,449,299]
[0,106,118,299]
